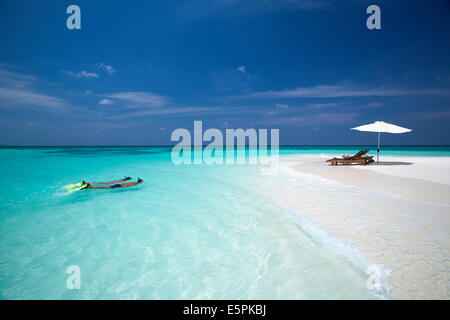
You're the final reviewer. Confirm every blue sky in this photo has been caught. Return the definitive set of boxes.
[0,0,449,146]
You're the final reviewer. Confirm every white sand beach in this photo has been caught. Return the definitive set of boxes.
[257,155,450,299]
[292,155,450,205]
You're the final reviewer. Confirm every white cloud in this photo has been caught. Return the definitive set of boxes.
[64,70,99,78]
[257,112,360,126]
[0,87,68,108]
[95,63,116,75]
[102,91,169,107]
[275,103,289,108]
[0,68,38,88]
[104,66,115,74]
[407,111,450,120]
[0,66,69,109]
[241,84,450,99]
[108,106,217,119]
[99,99,114,105]
[237,66,246,73]
[107,105,264,119]
[305,102,342,109]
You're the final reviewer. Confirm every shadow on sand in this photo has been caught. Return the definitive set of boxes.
[369,161,413,166]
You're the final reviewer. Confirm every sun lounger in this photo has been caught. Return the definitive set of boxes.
[326,150,374,166]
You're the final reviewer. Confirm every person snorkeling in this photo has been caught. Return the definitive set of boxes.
[64,176,132,190]
[81,176,132,185]
[80,178,144,190]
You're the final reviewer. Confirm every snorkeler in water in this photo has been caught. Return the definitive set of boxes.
[81,176,131,185]
[81,178,144,190]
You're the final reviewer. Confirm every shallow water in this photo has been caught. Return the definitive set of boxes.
[0,147,383,299]
[3,145,448,299]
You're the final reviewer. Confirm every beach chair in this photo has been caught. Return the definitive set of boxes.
[362,155,375,164]
[326,150,373,166]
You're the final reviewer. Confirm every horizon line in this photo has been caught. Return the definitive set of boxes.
[1,144,450,148]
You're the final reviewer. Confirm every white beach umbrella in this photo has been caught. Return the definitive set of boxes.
[351,121,412,162]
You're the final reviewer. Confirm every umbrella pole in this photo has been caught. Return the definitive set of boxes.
[377,132,381,162]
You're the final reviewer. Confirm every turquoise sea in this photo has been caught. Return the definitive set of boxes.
[0,146,449,299]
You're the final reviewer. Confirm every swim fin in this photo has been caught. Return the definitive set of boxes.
[63,182,83,190]
[76,184,89,191]
[65,183,88,192]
